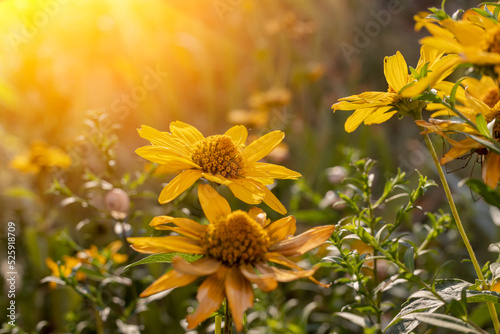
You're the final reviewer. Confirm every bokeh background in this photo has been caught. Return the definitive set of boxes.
[1,0,496,333]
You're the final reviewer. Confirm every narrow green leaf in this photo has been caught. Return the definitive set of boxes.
[400,313,486,334]
[404,247,415,272]
[123,253,202,271]
[334,312,368,328]
[475,114,491,138]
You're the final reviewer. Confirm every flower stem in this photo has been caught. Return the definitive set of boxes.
[215,315,222,334]
[417,115,500,333]
[225,299,233,334]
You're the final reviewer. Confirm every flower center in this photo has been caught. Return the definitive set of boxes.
[191,135,244,179]
[482,26,500,54]
[201,210,270,267]
[481,88,500,109]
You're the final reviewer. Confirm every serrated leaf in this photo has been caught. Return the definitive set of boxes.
[123,253,202,271]
[400,313,485,334]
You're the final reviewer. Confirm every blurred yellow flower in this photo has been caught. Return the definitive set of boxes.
[128,184,335,331]
[332,45,460,132]
[9,141,71,174]
[136,121,301,214]
[77,241,128,266]
[45,256,84,289]
[248,87,292,110]
[418,8,500,66]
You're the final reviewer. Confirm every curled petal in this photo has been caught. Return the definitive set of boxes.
[173,257,221,276]
[127,236,204,254]
[269,225,335,256]
[225,267,254,331]
[247,207,267,226]
[186,268,228,329]
[266,216,296,243]
[141,269,198,297]
[240,264,277,292]
[198,184,231,223]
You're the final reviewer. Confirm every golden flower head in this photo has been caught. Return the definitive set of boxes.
[77,240,129,266]
[135,121,301,214]
[127,184,335,331]
[10,140,71,174]
[45,256,85,288]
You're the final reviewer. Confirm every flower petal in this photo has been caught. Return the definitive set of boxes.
[140,269,198,297]
[344,107,378,133]
[266,253,331,288]
[384,51,408,93]
[186,268,228,330]
[159,169,203,204]
[135,146,200,168]
[198,184,231,223]
[169,121,205,144]
[261,184,287,215]
[483,152,500,189]
[149,216,205,239]
[245,162,301,180]
[228,179,266,205]
[225,267,254,331]
[224,125,248,148]
[173,257,221,276]
[269,225,335,256]
[243,131,284,162]
[266,216,296,243]
[363,106,397,125]
[240,264,277,292]
[137,125,191,156]
[202,173,232,185]
[127,236,204,254]
[255,263,318,282]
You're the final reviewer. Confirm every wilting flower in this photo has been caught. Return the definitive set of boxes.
[77,241,128,267]
[417,7,500,67]
[135,121,301,214]
[332,45,460,132]
[127,184,335,331]
[417,92,500,188]
[10,140,71,174]
[45,256,85,288]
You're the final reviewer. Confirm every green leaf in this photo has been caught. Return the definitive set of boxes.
[400,313,486,334]
[334,312,369,328]
[403,247,415,272]
[123,253,202,271]
[464,179,500,208]
[475,114,490,138]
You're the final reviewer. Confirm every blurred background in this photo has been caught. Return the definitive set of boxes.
[0,0,495,333]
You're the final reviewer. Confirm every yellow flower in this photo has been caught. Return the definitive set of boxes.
[135,121,301,214]
[10,141,71,174]
[45,256,85,288]
[332,45,460,132]
[417,92,500,188]
[418,8,500,66]
[127,184,335,331]
[77,241,129,266]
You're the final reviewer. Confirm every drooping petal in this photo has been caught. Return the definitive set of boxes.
[247,207,268,226]
[158,169,203,204]
[483,152,500,189]
[266,216,296,243]
[228,179,266,205]
[245,162,301,180]
[127,236,204,254]
[240,264,278,292]
[225,267,254,331]
[344,107,378,133]
[384,51,408,93]
[224,125,248,148]
[149,216,205,239]
[363,106,397,125]
[198,184,231,223]
[255,263,318,282]
[269,225,335,256]
[266,253,331,288]
[186,268,228,329]
[243,130,284,162]
[169,121,205,144]
[173,257,221,276]
[261,184,287,215]
[140,269,199,297]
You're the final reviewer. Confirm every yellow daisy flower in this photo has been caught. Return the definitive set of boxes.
[10,140,71,174]
[127,184,335,331]
[332,45,460,132]
[135,121,301,214]
[45,256,85,289]
[418,7,500,66]
[77,241,129,266]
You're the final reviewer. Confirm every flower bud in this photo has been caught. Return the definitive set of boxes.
[105,188,130,220]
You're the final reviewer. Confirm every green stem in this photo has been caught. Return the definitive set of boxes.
[417,113,500,333]
[225,299,232,334]
[215,315,222,334]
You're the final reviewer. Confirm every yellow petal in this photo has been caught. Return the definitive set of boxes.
[158,169,203,204]
[243,131,284,162]
[169,121,205,144]
[198,184,231,223]
[483,152,500,189]
[173,257,221,276]
[344,107,378,133]
[149,216,204,239]
[135,146,199,168]
[202,172,232,185]
[261,183,287,214]
[255,263,318,282]
[384,51,408,93]
[239,264,277,292]
[127,236,204,254]
[225,267,254,331]
[269,225,335,256]
[266,216,296,243]
[442,18,483,48]
[247,207,267,226]
[141,269,198,297]
[420,36,463,54]
[45,257,58,273]
[228,179,266,205]
[186,268,227,330]
[224,125,248,148]
[465,92,492,118]
[363,106,397,125]
[246,162,301,180]
[266,253,331,288]
[137,125,191,156]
